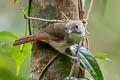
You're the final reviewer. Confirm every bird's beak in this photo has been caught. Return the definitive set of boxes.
[68,30,72,34]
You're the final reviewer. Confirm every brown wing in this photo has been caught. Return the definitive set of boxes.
[13,23,66,46]
[43,23,66,41]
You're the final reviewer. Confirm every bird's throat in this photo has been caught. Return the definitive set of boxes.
[68,33,82,44]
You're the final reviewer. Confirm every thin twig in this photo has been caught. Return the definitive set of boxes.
[68,63,76,80]
[83,0,94,50]
[21,7,68,23]
[20,17,28,52]
[61,11,69,20]
[68,38,83,80]
[28,0,32,35]
[78,0,84,20]
[68,0,87,79]
[86,29,90,35]
[26,16,65,23]
[86,0,94,20]
[78,63,84,71]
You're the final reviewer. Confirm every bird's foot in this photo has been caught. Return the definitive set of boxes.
[63,53,78,62]
[70,56,78,62]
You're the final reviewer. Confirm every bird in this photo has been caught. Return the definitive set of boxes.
[13,20,85,55]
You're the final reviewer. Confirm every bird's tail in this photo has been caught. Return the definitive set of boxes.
[13,33,48,46]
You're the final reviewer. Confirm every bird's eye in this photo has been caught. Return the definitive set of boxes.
[65,27,67,30]
[75,25,78,28]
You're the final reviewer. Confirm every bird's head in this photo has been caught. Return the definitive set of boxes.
[65,20,85,37]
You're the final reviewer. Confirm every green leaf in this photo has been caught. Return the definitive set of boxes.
[0,42,5,48]
[93,54,111,61]
[11,43,31,76]
[0,31,17,39]
[93,54,107,59]
[64,77,92,80]
[70,44,104,80]
[24,6,29,13]
[13,0,19,3]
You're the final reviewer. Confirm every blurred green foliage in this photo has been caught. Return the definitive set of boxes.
[0,31,31,80]
[14,0,19,3]
[0,0,120,80]
[0,0,31,80]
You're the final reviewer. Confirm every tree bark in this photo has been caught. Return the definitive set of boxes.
[28,0,84,80]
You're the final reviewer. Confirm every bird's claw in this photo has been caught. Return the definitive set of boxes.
[71,56,78,62]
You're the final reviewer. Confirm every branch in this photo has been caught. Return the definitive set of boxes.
[21,7,68,23]
[25,16,65,23]
[68,38,84,80]
[28,0,32,35]
[86,0,94,20]
[78,0,85,20]
[61,11,69,20]
[68,63,76,80]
